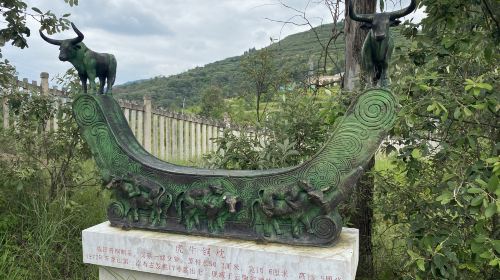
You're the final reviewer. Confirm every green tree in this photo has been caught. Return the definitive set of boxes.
[343,1,377,277]
[0,0,75,83]
[199,85,226,119]
[240,46,289,123]
[373,0,499,278]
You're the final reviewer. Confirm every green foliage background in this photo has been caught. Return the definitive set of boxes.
[0,90,107,279]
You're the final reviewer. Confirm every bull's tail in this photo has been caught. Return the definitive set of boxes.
[106,55,117,92]
[175,193,185,220]
[155,187,166,206]
[249,200,261,227]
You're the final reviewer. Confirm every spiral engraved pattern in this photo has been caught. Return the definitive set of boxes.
[91,123,115,164]
[108,201,126,220]
[337,122,369,140]
[74,95,99,126]
[311,215,337,240]
[328,133,363,158]
[354,89,396,131]
[304,161,340,191]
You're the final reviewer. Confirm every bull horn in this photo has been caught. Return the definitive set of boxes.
[389,0,417,20]
[39,29,62,46]
[348,0,373,23]
[70,22,84,44]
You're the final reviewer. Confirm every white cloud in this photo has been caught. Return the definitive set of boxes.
[2,0,424,86]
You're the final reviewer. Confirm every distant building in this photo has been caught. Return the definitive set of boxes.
[308,73,343,87]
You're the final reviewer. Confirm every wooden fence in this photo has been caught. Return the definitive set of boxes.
[117,97,224,161]
[1,72,228,161]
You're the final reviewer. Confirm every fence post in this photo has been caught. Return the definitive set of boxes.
[196,122,201,158]
[137,110,144,145]
[171,118,177,160]
[184,120,190,160]
[201,123,207,155]
[178,117,184,161]
[159,115,165,160]
[124,107,130,124]
[40,72,49,95]
[165,117,171,161]
[40,72,51,131]
[143,96,152,153]
[130,109,137,137]
[22,78,29,92]
[190,121,196,159]
[207,123,213,153]
[212,126,218,151]
[2,95,9,129]
[153,114,158,156]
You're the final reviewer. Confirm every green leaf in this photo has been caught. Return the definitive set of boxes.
[436,191,452,204]
[467,187,483,194]
[459,263,480,273]
[442,173,456,182]
[416,259,425,271]
[493,240,500,254]
[471,241,486,254]
[472,103,486,110]
[474,235,487,243]
[464,107,473,117]
[488,175,499,193]
[476,83,493,91]
[32,7,43,14]
[485,203,496,218]
[407,249,420,259]
[453,107,461,119]
[479,251,493,259]
[485,157,499,164]
[412,148,422,159]
[475,178,488,187]
[470,195,484,207]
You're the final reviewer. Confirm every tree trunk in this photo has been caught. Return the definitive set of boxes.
[343,0,376,91]
[343,0,376,278]
[353,157,375,278]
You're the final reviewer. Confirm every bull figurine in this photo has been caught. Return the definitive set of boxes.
[40,23,117,94]
[348,0,416,87]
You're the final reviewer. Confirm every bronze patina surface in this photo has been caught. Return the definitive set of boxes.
[348,0,417,87]
[40,23,117,94]
[72,88,398,246]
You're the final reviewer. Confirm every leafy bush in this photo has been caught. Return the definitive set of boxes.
[372,0,499,278]
[204,88,344,169]
[0,89,108,279]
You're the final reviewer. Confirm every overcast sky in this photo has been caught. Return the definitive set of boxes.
[3,0,423,86]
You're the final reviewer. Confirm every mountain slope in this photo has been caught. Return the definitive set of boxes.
[114,22,405,109]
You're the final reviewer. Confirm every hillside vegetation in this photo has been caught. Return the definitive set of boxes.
[114,22,405,110]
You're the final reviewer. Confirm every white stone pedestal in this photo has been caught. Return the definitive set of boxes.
[83,222,359,280]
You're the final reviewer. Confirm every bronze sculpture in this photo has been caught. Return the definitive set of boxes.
[37,20,401,246]
[71,88,397,246]
[40,23,117,94]
[348,0,417,87]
